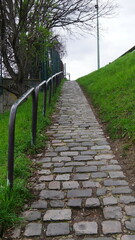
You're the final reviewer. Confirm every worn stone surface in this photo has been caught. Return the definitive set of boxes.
[62,181,79,189]
[23,211,41,221]
[102,220,122,234]
[85,198,100,207]
[103,196,117,206]
[50,200,64,208]
[40,190,65,199]
[31,200,47,209]
[46,223,70,236]
[68,198,82,207]
[125,206,135,216]
[24,223,42,236]
[103,206,123,219]
[121,235,135,240]
[67,189,92,198]
[73,221,98,235]
[43,209,71,221]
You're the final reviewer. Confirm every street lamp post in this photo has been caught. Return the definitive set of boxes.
[95,0,100,69]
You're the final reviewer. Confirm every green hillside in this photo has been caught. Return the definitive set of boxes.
[77,51,135,141]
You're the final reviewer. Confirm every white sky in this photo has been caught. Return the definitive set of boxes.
[63,0,135,80]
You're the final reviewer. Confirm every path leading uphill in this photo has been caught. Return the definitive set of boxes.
[10,81,135,239]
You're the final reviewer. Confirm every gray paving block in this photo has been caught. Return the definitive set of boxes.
[121,235,135,240]
[91,172,107,178]
[24,223,42,236]
[102,220,122,234]
[85,198,100,207]
[49,181,60,189]
[68,198,82,207]
[52,157,71,162]
[109,171,125,178]
[46,222,70,236]
[112,186,132,194]
[62,181,79,189]
[54,167,73,173]
[125,218,135,230]
[50,200,64,208]
[103,196,117,206]
[39,175,53,181]
[119,196,135,204]
[103,206,123,219]
[31,200,47,209]
[125,206,135,216]
[67,189,92,198]
[73,173,90,180]
[104,179,128,186]
[82,181,100,188]
[76,166,97,172]
[55,174,70,181]
[23,210,41,221]
[43,209,71,221]
[74,155,93,161]
[40,190,64,199]
[73,221,98,235]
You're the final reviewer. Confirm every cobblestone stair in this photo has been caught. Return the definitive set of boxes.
[10,81,135,240]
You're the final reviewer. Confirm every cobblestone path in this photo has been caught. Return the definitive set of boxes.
[12,81,135,240]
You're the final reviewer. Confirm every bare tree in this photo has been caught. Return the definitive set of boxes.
[0,0,117,97]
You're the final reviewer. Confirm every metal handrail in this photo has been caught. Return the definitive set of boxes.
[7,71,63,189]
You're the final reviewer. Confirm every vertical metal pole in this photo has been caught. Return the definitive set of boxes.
[43,82,47,116]
[95,0,100,69]
[31,91,37,145]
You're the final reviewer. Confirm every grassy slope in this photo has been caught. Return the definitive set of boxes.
[77,51,135,141]
[0,80,64,235]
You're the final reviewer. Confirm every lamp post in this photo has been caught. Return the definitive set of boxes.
[95,0,100,69]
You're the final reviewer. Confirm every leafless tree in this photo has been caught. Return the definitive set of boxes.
[0,0,117,97]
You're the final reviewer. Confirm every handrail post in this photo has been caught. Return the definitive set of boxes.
[31,90,37,145]
[43,82,47,116]
[49,78,52,104]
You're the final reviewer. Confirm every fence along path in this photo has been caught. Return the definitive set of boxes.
[9,81,135,239]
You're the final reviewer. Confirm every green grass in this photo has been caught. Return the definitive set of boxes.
[77,51,135,140]
[0,80,64,236]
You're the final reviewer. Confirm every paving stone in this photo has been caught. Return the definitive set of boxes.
[43,209,71,221]
[73,174,90,180]
[103,206,123,219]
[91,145,111,150]
[119,196,135,204]
[76,166,97,172]
[42,162,53,168]
[125,218,135,230]
[121,235,135,240]
[24,223,42,236]
[87,160,107,165]
[54,146,69,151]
[67,189,92,198]
[96,188,107,196]
[38,169,51,175]
[112,186,132,194]
[38,157,51,163]
[82,181,100,188]
[54,162,64,167]
[81,150,97,155]
[45,152,57,157]
[68,198,82,207]
[62,181,79,189]
[84,238,115,240]
[91,172,107,178]
[104,179,128,186]
[74,156,93,161]
[46,223,70,236]
[23,210,41,221]
[73,221,98,235]
[71,147,87,151]
[100,165,121,171]
[95,154,114,160]
[55,174,70,181]
[125,206,135,216]
[50,200,64,208]
[12,227,21,238]
[40,190,64,199]
[82,142,94,146]
[60,151,79,156]
[103,196,117,206]
[109,171,125,178]
[31,200,47,209]
[65,161,85,166]
[49,181,60,189]
[110,160,119,164]
[34,183,45,190]
[85,198,100,207]
[102,220,122,234]
[52,156,71,162]
[39,175,53,181]
[54,167,73,173]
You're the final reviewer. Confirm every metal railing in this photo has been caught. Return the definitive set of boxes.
[7,71,63,189]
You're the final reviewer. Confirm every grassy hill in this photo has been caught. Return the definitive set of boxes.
[77,51,135,142]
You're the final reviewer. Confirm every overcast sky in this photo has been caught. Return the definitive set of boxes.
[63,0,135,80]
